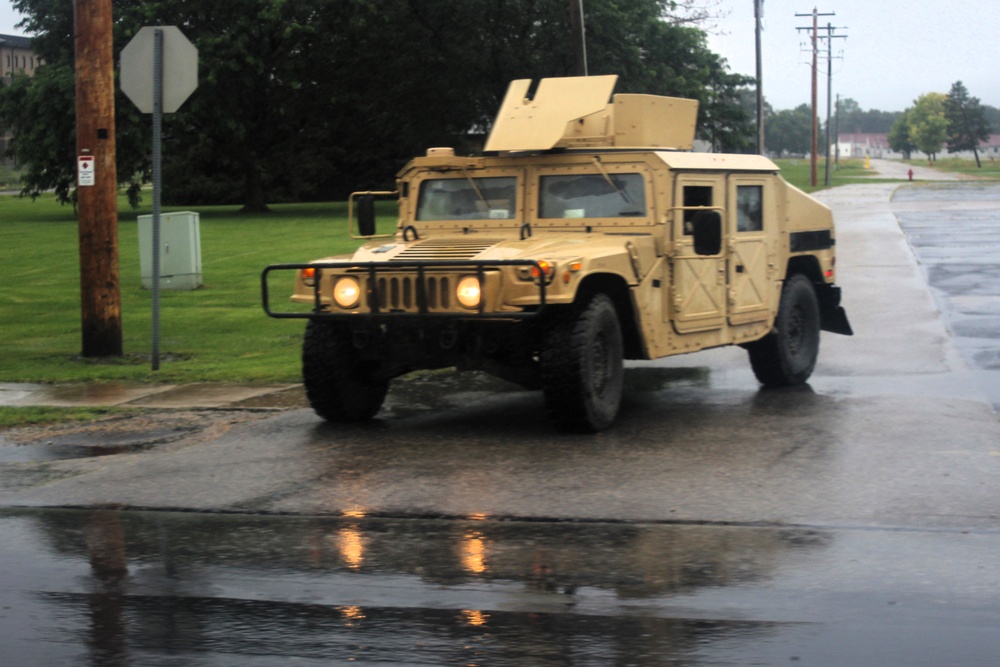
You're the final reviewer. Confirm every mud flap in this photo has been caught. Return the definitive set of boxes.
[816,283,853,336]
[821,305,853,336]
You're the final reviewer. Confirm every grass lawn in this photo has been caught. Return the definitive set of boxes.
[774,157,901,191]
[0,193,391,384]
[775,156,1000,191]
[0,405,131,428]
[902,156,1000,179]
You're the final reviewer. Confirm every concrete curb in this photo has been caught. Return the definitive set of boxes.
[0,382,307,410]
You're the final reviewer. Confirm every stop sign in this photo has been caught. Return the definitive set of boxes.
[121,26,198,113]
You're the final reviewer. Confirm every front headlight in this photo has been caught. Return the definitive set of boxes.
[456,275,482,309]
[333,276,361,309]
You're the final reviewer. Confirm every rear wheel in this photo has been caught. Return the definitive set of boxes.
[302,320,389,422]
[540,294,624,432]
[746,274,820,387]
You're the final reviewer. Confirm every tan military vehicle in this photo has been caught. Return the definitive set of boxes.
[263,75,852,431]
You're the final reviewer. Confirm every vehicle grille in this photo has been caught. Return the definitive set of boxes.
[393,238,501,261]
[363,273,456,312]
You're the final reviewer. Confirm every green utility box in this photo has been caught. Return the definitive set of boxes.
[138,211,202,290]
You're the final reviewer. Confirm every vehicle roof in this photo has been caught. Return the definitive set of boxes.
[398,148,781,175]
[653,151,779,172]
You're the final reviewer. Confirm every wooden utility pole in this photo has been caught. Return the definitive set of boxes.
[754,0,765,154]
[822,23,847,186]
[569,0,588,76]
[796,8,834,188]
[74,0,122,357]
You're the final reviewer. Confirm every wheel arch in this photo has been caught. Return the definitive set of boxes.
[784,255,852,335]
[573,272,644,359]
[785,254,824,283]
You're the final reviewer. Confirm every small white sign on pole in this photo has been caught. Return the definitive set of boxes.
[78,155,95,186]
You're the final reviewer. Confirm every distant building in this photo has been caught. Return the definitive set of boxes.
[1,33,43,166]
[1,33,41,80]
[835,133,903,160]
[835,132,1000,162]
[956,134,1000,162]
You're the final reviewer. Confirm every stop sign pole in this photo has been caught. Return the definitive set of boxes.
[150,28,164,371]
[121,26,197,370]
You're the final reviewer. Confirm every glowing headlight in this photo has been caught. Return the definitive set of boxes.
[456,276,482,309]
[333,276,361,309]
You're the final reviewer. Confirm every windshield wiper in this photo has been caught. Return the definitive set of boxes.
[461,169,494,211]
[592,156,642,216]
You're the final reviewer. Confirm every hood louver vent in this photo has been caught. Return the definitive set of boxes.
[393,239,502,261]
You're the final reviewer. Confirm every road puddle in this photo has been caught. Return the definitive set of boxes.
[0,423,200,463]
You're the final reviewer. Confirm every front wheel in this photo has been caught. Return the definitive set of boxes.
[540,294,625,432]
[746,274,820,387]
[302,320,389,422]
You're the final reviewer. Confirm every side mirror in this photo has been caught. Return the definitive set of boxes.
[357,195,376,236]
[691,210,722,256]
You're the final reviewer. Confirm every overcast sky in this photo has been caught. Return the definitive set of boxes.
[3,0,998,113]
[705,0,1000,112]
[0,1,16,36]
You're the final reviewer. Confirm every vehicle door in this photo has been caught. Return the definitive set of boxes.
[726,177,775,325]
[668,176,726,333]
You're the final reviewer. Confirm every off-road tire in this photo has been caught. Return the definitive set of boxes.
[746,273,820,387]
[540,294,625,432]
[302,320,389,422]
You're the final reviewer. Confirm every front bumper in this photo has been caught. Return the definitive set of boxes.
[262,259,550,320]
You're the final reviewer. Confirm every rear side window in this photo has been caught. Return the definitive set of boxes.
[736,185,763,232]
[682,185,714,234]
[539,173,646,219]
[416,177,517,220]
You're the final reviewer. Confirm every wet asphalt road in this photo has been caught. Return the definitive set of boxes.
[2,181,1000,665]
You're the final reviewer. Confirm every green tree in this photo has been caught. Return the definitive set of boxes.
[888,112,916,159]
[0,66,77,203]
[982,104,1000,133]
[585,5,753,151]
[660,0,727,26]
[908,92,948,161]
[1,0,150,206]
[151,0,345,210]
[765,104,813,156]
[944,80,991,168]
[837,97,901,134]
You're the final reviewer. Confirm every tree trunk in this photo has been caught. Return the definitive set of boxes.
[240,161,269,213]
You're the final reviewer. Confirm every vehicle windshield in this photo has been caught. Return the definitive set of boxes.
[539,173,646,218]
[416,177,517,221]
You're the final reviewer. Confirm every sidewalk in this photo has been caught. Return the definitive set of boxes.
[0,382,308,410]
[868,158,967,181]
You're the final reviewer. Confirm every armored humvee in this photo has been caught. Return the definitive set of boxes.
[262,75,852,432]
